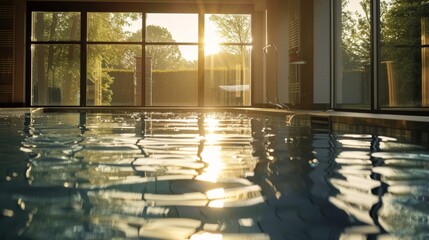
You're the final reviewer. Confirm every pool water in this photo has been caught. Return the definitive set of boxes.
[0,110,428,239]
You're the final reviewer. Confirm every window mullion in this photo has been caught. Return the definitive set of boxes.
[81,11,87,107]
[142,12,146,106]
[372,0,380,111]
[198,13,205,107]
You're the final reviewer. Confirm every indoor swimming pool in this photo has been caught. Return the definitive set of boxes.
[0,109,428,239]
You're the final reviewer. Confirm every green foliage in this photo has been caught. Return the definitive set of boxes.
[341,0,429,106]
[35,12,142,105]
[128,25,190,70]
[33,12,81,41]
[381,0,429,105]
[209,15,251,43]
[87,12,140,42]
[34,11,252,105]
[340,0,371,71]
[33,12,81,105]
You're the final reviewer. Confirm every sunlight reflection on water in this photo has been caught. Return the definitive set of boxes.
[0,111,428,239]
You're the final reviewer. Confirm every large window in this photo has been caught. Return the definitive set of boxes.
[334,0,429,111]
[31,12,81,106]
[334,0,371,109]
[204,14,252,106]
[379,1,428,108]
[28,3,253,107]
[86,12,142,106]
[145,13,198,106]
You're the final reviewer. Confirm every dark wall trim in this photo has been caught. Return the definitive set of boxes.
[27,2,254,13]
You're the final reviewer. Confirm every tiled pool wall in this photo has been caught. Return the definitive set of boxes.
[236,110,429,147]
[327,117,429,147]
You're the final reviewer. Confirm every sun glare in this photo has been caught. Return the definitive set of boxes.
[204,18,222,56]
[204,40,221,56]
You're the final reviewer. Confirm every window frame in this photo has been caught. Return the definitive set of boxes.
[331,0,429,114]
[203,13,252,106]
[28,11,83,106]
[26,2,254,107]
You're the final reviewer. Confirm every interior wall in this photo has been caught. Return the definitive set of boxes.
[300,0,314,105]
[0,0,24,106]
[15,0,25,105]
[0,0,25,106]
[276,1,289,104]
[0,1,14,104]
[265,0,288,105]
[266,0,330,108]
[251,4,266,105]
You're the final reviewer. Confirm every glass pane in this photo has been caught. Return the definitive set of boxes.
[380,1,426,108]
[334,0,371,109]
[87,44,142,106]
[205,14,251,44]
[31,44,80,106]
[32,12,80,41]
[88,12,142,42]
[146,45,198,106]
[146,14,198,43]
[423,48,429,107]
[205,45,251,106]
